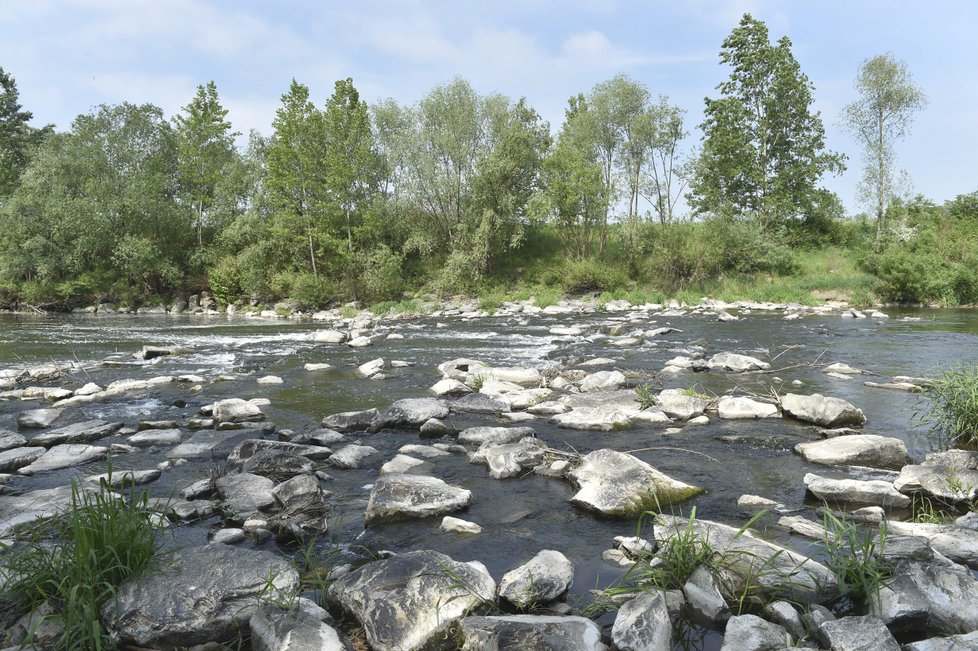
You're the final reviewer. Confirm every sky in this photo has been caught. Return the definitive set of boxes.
[2,0,977,215]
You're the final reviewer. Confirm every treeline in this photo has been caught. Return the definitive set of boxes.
[0,14,976,310]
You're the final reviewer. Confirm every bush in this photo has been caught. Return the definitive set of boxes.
[360,245,405,303]
[270,272,335,309]
[207,256,242,305]
[559,257,629,294]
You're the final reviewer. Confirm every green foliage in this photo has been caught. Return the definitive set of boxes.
[635,383,657,409]
[819,510,891,607]
[915,363,978,450]
[270,271,335,308]
[1,476,162,649]
[359,244,404,303]
[0,66,51,199]
[558,257,630,294]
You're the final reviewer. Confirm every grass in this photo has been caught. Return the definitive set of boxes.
[915,363,978,450]
[369,298,426,316]
[0,474,163,649]
[478,284,565,314]
[818,510,891,609]
[635,383,657,410]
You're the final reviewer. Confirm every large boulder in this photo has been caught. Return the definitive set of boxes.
[498,550,574,608]
[656,389,707,421]
[167,429,249,458]
[708,352,770,372]
[717,396,779,420]
[242,450,314,482]
[369,398,449,432]
[18,443,107,475]
[215,472,276,520]
[364,473,471,526]
[459,426,535,446]
[795,435,909,470]
[0,484,100,536]
[28,420,123,446]
[780,393,866,427]
[886,522,978,568]
[579,370,626,393]
[0,446,45,472]
[212,398,265,423]
[817,615,899,651]
[803,473,911,509]
[250,604,345,651]
[459,615,604,651]
[895,463,978,503]
[321,408,378,432]
[102,544,299,649]
[266,474,329,541]
[327,444,379,469]
[568,449,702,516]
[327,550,495,651]
[720,614,791,651]
[612,591,671,651]
[470,438,546,479]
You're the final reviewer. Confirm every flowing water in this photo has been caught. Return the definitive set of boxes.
[1,308,977,647]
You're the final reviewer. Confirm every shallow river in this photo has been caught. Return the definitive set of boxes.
[1,307,976,647]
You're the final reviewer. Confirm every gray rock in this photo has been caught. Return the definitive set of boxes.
[817,615,899,651]
[102,544,299,649]
[430,378,472,396]
[886,521,978,569]
[781,393,866,427]
[452,393,511,414]
[871,573,929,634]
[128,428,182,447]
[215,472,276,520]
[17,408,64,429]
[708,352,770,372]
[380,454,428,475]
[803,473,911,509]
[899,561,978,635]
[250,604,346,651]
[167,429,248,458]
[683,566,731,626]
[470,438,545,479]
[419,417,453,437]
[243,449,313,481]
[364,473,471,526]
[460,615,605,651]
[227,438,332,463]
[28,419,123,446]
[551,406,632,431]
[441,516,482,534]
[267,473,330,541]
[459,426,536,446]
[18,443,107,474]
[720,614,791,650]
[656,389,707,421]
[905,631,978,651]
[761,601,806,640]
[327,549,495,651]
[894,463,978,502]
[212,398,265,423]
[86,468,161,488]
[211,527,246,544]
[568,449,702,516]
[314,329,347,344]
[321,408,378,432]
[611,591,671,651]
[795,435,909,470]
[717,396,780,419]
[922,449,978,470]
[0,446,45,472]
[0,484,100,536]
[0,430,27,451]
[328,444,379,469]
[369,398,449,432]
[579,370,626,393]
[498,550,574,608]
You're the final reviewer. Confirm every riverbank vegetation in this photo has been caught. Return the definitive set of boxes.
[0,14,972,312]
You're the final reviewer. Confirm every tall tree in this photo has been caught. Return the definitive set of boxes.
[690,14,843,226]
[0,66,50,200]
[173,81,238,248]
[842,53,926,248]
[637,97,687,225]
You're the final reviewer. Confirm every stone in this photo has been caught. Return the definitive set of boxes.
[478,367,542,387]
[470,438,545,479]
[904,632,978,651]
[459,425,536,446]
[365,473,471,526]
[795,435,910,470]
[708,352,770,372]
[430,378,472,396]
[452,392,511,414]
[28,419,123,446]
[250,604,345,651]
[720,614,791,651]
[17,408,64,429]
[656,389,707,421]
[441,516,482,534]
[227,439,332,463]
[369,398,449,432]
[167,429,248,458]
[304,362,332,371]
[460,615,604,651]
[528,400,569,415]
[321,408,378,432]
[0,430,27,451]
[418,418,453,437]
[579,370,626,393]
[102,544,299,649]
[761,601,806,640]
[380,454,427,475]
[242,450,313,481]
[74,382,103,396]
[871,573,929,634]
[314,330,347,344]
[568,449,702,516]
[327,549,495,651]
[886,522,978,568]
[0,484,101,536]
[717,396,780,419]
[328,444,379,469]
[212,398,265,423]
[267,474,329,540]
[894,463,978,502]
[128,428,182,447]
[0,446,45,472]
[498,550,574,608]
[552,406,631,431]
[803,473,911,509]
[399,443,451,458]
[817,615,899,651]
[256,375,283,385]
[211,527,246,544]
[18,443,107,474]
[683,566,730,626]
[86,468,161,488]
[737,494,780,512]
[611,591,671,651]
[215,472,276,520]
[781,393,866,427]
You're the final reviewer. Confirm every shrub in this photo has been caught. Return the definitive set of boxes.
[360,245,405,303]
[270,272,334,309]
[915,364,978,450]
[559,258,629,294]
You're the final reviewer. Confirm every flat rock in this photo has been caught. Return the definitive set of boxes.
[708,352,770,372]
[568,449,702,516]
[818,615,899,651]
[102,544,299,649]
[895,463,978,502]
[720,614,791,651]
[127,428,183,447]
[0,430,27,451]
[478,367,542,387]
[498,550,574,607]
[612,591,671,651]
[470,438,545,479]
[905,631,978,651]
[886,522,978,568]
[460,615,604,651]
[250,604,345,651]
[86,468,161,488]
[328,444,379,469]
[552,406,632,431]
[0,484,100,536]
[795,435,909,470]
[579,370,626,393]
[0,446,45,472]
[781,393,866,427]
[243,450,314,481]
[365,473,471,526]
[656,389,707,421]
[717,396,780,419]
[327,549,495,651]
[321,408,377,432]
[804,473,911,509]
[17,408,64,429]
[459,426,536,446]
[28,419,123,446]
[227,438,333,463]
[451,392,511,414]
[167,429,248,458]
[19,443,107,474]
[441,516,482,534]
[212,398,265,423]
[215,472,276,520]
[369,398,449,432]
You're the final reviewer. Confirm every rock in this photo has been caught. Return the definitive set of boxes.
[304,362,332,371]
[167,429,248,458]
[780,393,866,427]
[470,438,545,479]
[243,450,313,481]
[430,378,472,396]
[438,358,489,381]
[886,522,978,568]
[18,443,107,474]
[708,352,770,372]
[568,449,702,516]
[86,468,161,488]
[257,375,283,385]
[358,358,385,377]
[215,472,276,520]
[460,615,605,651]
[327,550,494,651]
[400,443,451,458]
[478,367,542,387]
[897,561,978,635]
[314,330,347,344]
[322,408,377,432]
[0,484,101,536]
[865,380,924,392]
[803,473,911,509]
[717,396,780,419]
[922,449,978,470]
[611,591,671,651]
[737,494,780,512]
[905,632,978,651]
[419,418,453,437]
[778,516,828,539]
[498,550,574,607]
[127,428,183,447]
[364,473,472,526]
[28,419,123,446]
[17,408,64,429]
[459,426,536,446]
[579,370,626,393]
[871,573,929,634]
[267,474,329,540]
[452,392,511,414]
[102,544,299,649]
[347,336,373,347]
[720,615,791,650]
[761,601,806,640]
[328,444,379,469]
[441,516,482,534]
[0,430,27,451]
[683,566,731,626]
[250,604,345,651]
[655,514,838,604]
[656,389,707,421]
[0,446,45,472]
[212,398,265,423]
[227,439,332,463]
[894,463,978,502]
[369,398,449,432]
[817,615,899,651]
[380,454,427,475]
[211,527,246,544]
[795,435,909,470]
[552,406,631,431]
[527,400,569,415]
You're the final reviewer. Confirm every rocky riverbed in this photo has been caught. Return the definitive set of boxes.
[1,297,977,650]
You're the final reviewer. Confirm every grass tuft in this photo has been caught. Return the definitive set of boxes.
[915,363,978,450]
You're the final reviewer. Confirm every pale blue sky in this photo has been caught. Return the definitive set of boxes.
[3,0,976,215]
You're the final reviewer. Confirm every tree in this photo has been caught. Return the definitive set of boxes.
[638,97,688,225]
[173,81,238,249]
[690,14,843,226]
[0,66,50,200]
[842,53,926,248]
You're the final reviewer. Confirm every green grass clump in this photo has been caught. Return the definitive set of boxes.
[819,510,891,608]
[916,364,978,449]
[369,298,424,316]
[1,477,163,649]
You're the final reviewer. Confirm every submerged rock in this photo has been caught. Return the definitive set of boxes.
[364,473,471,525]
